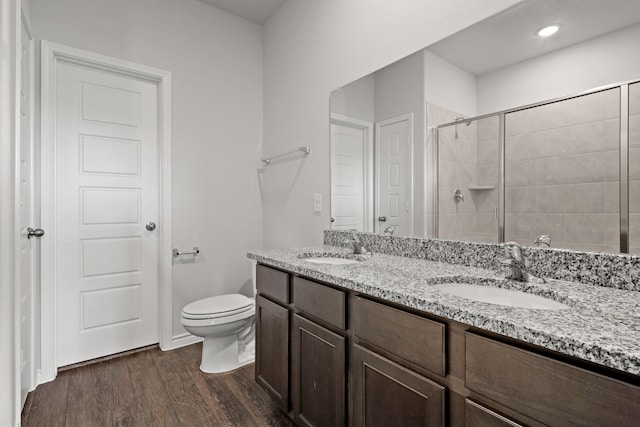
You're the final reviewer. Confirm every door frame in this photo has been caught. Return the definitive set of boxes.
[39,41,173,384]
[17,5,35,406]
[330,113,374,232]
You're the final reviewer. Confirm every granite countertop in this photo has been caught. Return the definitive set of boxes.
[248,245,640,376]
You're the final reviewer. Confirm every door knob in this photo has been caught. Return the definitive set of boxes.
[378,216,387,222]
[145,222,157,231]
[27,227,45,239]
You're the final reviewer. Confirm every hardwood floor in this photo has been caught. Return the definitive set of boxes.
[22,343,295,427]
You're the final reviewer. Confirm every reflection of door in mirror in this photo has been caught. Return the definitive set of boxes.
[330,115,373,231]
[377,114,413,235]
[330,51,426,236]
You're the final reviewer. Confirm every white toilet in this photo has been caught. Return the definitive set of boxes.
[181,293,255,373]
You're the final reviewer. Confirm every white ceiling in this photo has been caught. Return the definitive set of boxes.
[428,0,640,75]
[197,0,286,24]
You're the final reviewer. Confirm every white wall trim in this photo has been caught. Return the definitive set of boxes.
[13,6,21,425]
[330,113,375,232]
[19,5,36,405]
[1,0,22,422]
[39,41,173,384]
[170,333,202,350]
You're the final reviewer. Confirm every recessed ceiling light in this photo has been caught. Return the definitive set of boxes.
[537,25,560,37]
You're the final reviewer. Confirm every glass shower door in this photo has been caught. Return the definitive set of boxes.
[437,115,500,243]
[504,88,621,252]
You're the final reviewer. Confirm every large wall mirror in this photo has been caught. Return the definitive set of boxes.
[329,0,640,254]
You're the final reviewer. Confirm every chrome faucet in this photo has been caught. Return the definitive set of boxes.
[501,241,546,283]
[501,241,529,282]
[348,231,370,255]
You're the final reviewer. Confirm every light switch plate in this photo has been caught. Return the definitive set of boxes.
[313,193,322,212]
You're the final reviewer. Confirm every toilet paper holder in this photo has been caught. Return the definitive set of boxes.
[173,246,200,257]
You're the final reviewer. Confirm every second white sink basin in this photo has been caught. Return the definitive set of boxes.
[433,283,569,310]
[303,256,360,265]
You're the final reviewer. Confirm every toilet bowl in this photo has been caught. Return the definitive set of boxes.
[181,293,255,373]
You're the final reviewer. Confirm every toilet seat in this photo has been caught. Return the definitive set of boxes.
[181,294,253,320]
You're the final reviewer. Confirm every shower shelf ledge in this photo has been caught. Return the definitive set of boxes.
[468,185,495,191]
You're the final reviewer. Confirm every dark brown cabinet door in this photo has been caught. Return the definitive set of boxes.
[255,295,289,411]
[351,344,445,427]
[291,314,346,427]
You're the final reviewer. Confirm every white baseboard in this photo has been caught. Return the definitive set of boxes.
[36,368,55,386]
[162,333,201,351]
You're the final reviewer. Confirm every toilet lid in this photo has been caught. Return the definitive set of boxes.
[182,294,253,320]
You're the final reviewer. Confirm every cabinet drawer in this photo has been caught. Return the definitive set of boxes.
[466,333,640,427]
[293,277,345,330]
[256,264,290,304]
[465,399,523,427]
[352,296,445,377]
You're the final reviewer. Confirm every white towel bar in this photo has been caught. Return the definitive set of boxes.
[261,145,310,164]
[173,246,200,256]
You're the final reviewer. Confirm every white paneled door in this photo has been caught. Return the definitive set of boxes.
[376,114,413,236]
[55,61,159,367]
[331,122,367,231]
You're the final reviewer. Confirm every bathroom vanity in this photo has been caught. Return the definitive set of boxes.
[248,234,640,426]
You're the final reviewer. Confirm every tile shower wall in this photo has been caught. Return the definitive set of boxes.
[630,83,640,255]
[433,102,499,243]
[504,88,621,252]
[473,116,499,241]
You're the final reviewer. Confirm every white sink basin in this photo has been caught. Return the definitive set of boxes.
[303,256,360,265]
[432,283,569,310]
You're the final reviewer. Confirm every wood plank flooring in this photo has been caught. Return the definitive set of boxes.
[21,343,295,427]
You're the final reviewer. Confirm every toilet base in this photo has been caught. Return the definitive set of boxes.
[238,345,255,367]
[199,334,255,374]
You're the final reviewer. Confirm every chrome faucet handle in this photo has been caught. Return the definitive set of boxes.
[534,234,551,247]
